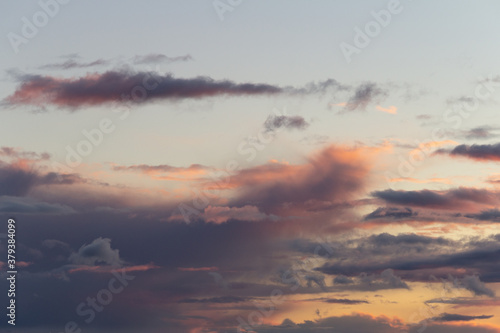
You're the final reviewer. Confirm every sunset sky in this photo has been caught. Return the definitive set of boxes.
[1,1,500,332]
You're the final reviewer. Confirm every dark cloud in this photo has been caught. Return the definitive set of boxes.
[5,71,350,109]
[5,71,390,111]
[431,313,493,322]
[371,188,497,209]
[364,207,417,220]
[344,82,388,111]
[263,115,309,132]
[0,196,75,214]
[0,165,40,196]
[465,209,500,222]
[318,239,500,288]
[0,163,85,197]
[333,275,354,285]
[437,143,500,162]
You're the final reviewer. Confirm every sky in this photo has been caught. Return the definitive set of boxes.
[1,0,500,332]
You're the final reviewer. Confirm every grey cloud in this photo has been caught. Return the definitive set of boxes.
[68,237,123,266]
[263,115,309,132]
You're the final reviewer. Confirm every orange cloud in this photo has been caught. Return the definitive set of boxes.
[388,177,452,184]
[376,105,398,114]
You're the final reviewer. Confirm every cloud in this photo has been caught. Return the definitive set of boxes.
[376,105,397,114]
[431,313,493,322]
[372,188,498,209]
[5,72,391,111]
[113,163,211,180]
[0,146,50,161]
[38,58,109,70]
[0,196,75,214]
[465,209,500,222]
[202,205,275,223]
[323,270,410,292]
[4,71,348,109]
[461,126,499,140]
[426,297,500,308]
[408,323,498,333]
[68,237,123,267]
[437,143,500,162]
[333,275,354,284]
[319,239,500,286]
[344,82,388,111]
[132,53,193,64]
[387,177,452,185]
[456,275,496,297]
[0,164,41,196]
[226,145,370,214]
[251,313,405,333]
[263,114,309,132]
[179,296,249,303]
[0,160,86,197]
[321,298,369,304]
[364,207,417,220]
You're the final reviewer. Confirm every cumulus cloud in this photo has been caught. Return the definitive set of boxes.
[455,275,496,297]
[68,237,123,267]
[226,145,370,215]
